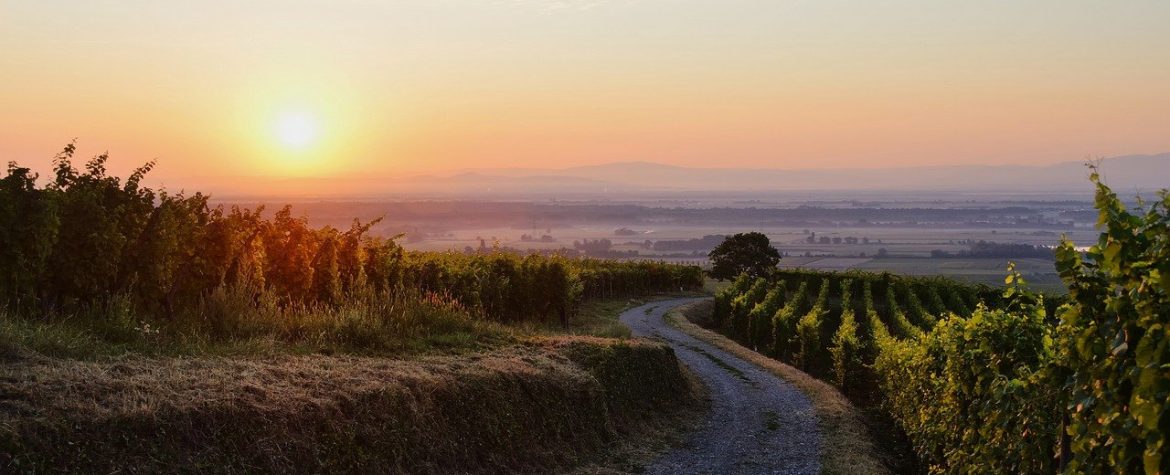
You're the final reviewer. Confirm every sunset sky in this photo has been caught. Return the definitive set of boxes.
[2,1,1169,187]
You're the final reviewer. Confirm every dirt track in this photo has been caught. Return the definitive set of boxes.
[620,298,821,475]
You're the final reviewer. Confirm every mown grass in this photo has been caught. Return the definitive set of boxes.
[1,337,704,474]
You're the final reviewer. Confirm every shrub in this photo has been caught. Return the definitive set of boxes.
[1055,168,1170,474]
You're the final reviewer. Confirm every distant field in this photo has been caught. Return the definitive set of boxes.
[391,218,1082,294]
[779,257,873,270]
[778,256,1062,292]
[398,224,1071,293]
[397,220,1097,252]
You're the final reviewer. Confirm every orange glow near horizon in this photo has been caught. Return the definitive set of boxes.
[1,1,1169,192]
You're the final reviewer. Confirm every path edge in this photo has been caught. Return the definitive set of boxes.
[664,299,891,475]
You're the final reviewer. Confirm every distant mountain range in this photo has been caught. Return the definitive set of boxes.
[433,153,1170,194]
[197,153,1170,199]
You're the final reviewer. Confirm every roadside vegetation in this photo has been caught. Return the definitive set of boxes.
[0,145,706,473]
[0,143,702,360]
[705,169,1169,474]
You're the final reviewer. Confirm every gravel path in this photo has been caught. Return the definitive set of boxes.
[620,298,822,475]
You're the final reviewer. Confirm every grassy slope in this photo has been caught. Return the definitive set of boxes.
[0,294,714,474]
[1,336,703,474]
[666,299,889,475]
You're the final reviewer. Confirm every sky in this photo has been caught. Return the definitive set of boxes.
[2,0,1169,189]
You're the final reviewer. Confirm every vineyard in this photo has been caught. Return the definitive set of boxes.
[712,267,1018,398]
[711,168,1169,474]
[0,145,702,354]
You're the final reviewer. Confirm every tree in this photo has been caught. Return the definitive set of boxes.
[707,232,781,280]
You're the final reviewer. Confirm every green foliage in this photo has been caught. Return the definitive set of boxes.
[711,171,1170,474]
[795,278,830,372]
[728,278,769,340]
[707,232,781,281]
[863,280,893,347]
[1056,168,1170,474]
[747,282,786,352]
[873,292,1059,474]
[0,159,59,304]
[771,280,807,359]
[884,282,921,339]
[0,145,702,348]
[9,145,1167,473]
[713,274,753,329]
[921,283,950,317]
[900,281,937,330]
[830,279,862,392]
[862,174,1170,474]
[942,286,971,316]
[571,258,703,301]
[717,267,992,376]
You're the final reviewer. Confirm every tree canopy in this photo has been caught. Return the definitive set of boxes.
[707,232,781,281]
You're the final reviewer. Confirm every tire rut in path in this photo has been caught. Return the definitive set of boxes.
[621,298,821,475]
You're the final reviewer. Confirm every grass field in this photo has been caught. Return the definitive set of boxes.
[857,257,1062,291]
[778,256,1062,292]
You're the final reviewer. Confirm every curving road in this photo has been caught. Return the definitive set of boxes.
[620,298,821,475]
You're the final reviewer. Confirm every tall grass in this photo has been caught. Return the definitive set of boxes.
[0,286,503,359]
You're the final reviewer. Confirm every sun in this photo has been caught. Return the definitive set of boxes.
[273,112,320,150]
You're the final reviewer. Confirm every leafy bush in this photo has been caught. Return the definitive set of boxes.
[1056,168,1170,474]
[713,274,753,329]
[728,278,768,339]
[771,280,807,359]
[795,278,830,372]
[830,279,862,392]
[747,283,786,352]
[874,279,1060,473]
